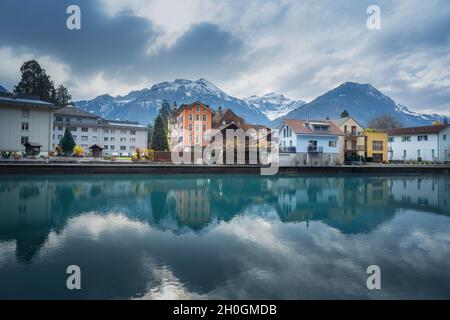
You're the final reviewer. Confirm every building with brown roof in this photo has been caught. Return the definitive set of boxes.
[278,119,345,166]
[387,124,450,162]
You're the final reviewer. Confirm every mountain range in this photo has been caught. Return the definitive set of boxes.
[1,79,445,127]
[0,85,7,92]
[74,79,445,127]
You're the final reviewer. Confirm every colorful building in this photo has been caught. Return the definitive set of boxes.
[364,129,388,163]
[332,117,366,160]
[173,101,215,151]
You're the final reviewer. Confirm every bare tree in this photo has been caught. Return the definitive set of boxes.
[367,114,402,130]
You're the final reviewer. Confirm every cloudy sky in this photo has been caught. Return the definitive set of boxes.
[0,0,449,115]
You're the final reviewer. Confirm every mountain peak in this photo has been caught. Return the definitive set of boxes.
[0,85,8,93]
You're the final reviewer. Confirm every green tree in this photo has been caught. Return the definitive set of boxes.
[14,60,55,102]
[147,123,154,147]
[151,115,169,151]
[54,84,72,106]
[59,128,76,156]
[159,99,171,130]
[340,110,349,118]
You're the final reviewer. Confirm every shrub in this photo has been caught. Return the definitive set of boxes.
[1,151,12,159]
[131,153,139,161]
[110,156,117,161]
[12,152,22,160]
[73,145,85,157]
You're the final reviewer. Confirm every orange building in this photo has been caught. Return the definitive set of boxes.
[175,101,215,150]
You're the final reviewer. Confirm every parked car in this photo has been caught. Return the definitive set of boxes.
[120,152,130,157]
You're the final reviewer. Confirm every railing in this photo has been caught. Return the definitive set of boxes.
[308,146,323,153]
[280,146,296,153]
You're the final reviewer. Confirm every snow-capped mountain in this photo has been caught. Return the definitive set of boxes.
[75,78,268,125]
[244,93,305,121]
[75,79,445,128]
[271,82,446,127]
[0,85,7,93]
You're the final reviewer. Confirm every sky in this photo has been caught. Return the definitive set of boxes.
[0,0,449,115]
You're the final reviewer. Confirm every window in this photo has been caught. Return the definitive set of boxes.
[443,134,447,141]
[21,136,29,145]
[196,114,200,121]
[432,149,435,159]
[21,122,29,131]
[417,135,428,141]
[104,145,108,150]
[373,141,383,151]
[130,130,136,135]
[81,136,88,141]
[70,127,77,132]
[104,137,108,141]
[82,127,88,132]
[77,117,82,122]
[58,135,62,140]
[92,136,97,142]
[388,137,394,142]
[66,117,71,123]
[130,146,136,151]
[289,140,292,146]
[402,136,411,142]
[104,129,109,134]
[58,125,64,131]
[403,150,406,158]
[189,114,193,121]
[329,141,337,148]
[110,145,115,150]
[203,114,207,122]
[189,124,192,131]
[120,130,126,134]
[195,124,199,131]
[72,135,77,140]
[196,105,200,112]
[313,125,329,132]
[195,135,199,143]
[110,129,115,134]
[110,137,115,142]
[417,149,421,158]
[56,116,63,122]
[93,128,98,133]
[130,138,136,143]
[22,109,30,118]
[120,146,126,150]
[202,124,206,132]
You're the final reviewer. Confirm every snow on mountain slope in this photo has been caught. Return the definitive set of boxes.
[244,93,305,121]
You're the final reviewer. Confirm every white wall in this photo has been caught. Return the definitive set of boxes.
[0,105,53,154]
[388,131,450,162]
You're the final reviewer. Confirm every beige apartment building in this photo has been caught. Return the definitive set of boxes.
[332,117,366,160]
[0,92,58,155]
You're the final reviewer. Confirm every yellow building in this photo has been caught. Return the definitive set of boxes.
[365,130,388,163]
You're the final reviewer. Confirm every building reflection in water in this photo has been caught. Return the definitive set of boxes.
[0,174,449,263]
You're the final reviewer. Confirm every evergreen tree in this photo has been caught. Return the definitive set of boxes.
[59,128,76,156]
[151,115,169,151]
[340,110,349,118]
[147,123,154,147]
[159,99,171,130]
[14,60,55,102]
[54,84,72,106]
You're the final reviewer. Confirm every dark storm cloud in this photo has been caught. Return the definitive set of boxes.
[0,0,245,82]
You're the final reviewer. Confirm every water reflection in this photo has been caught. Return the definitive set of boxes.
[0,174,449,299]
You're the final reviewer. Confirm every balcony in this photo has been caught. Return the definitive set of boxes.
[280,146,296,153]
[308,146,323,153]
[345,131,365,137]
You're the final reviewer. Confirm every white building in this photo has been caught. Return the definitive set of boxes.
[387,124,450,162]
[52,106,148,156]
[0,92,58,155]
[278,119,344,166]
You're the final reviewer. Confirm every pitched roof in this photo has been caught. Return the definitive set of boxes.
[388,124,449,135]
[281,119,344,136]
[212,108,245,128]
[331,116,365,129]
[178,101,215,114]
[55,105,101,118]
